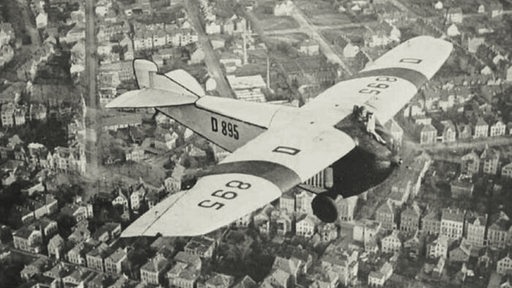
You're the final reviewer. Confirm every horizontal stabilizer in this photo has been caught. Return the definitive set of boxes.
[105,88,198,109]
[134,59,205,97]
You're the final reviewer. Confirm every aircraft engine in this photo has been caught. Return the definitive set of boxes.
[332,109,401,199]
[311,192,339,223]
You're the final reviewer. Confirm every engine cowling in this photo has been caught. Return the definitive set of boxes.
[311,192,339,223]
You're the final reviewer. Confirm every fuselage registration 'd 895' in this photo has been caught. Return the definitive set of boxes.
[211,117,239,140]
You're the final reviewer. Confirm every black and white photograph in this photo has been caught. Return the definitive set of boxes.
[0,0,512,287]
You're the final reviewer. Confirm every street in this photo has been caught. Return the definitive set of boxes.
[85,0,99,174]
[184,0,235,98]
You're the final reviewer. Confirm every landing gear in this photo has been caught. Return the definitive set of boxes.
[311,192,339,223]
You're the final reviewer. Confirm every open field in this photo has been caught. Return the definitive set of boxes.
[295,0,352,26]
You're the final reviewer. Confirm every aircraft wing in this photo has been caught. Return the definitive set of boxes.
[303,36,453,125]
[121,122,355,237]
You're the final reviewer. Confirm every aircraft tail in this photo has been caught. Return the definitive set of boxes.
[105,59,204,109]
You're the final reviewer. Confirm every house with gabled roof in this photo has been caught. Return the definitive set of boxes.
[141,253,170,285]
[67,242,94,266]
[47,234,65,259]
[376,200,396,230]
[167,261,200,288]
[441,208,465,239]
[111,188,130,210]
[259,269,289,288]
[20,257,49,280]
[404,230,422,258]
[473,117,489,138]
[502,163,512,179]
[447,7,463,23]
[488,211,512,249]
[232,275,257,288]
[422,209,442,235]
[68,220,91,244]
[320,247,358,287]
[400,202,421,232]
[381,230,403,254]
[419,123,437,144]
[104,247,127,275]
[206,273,235,288]
[434,120,456,143]
[497,251,512,275]
[455,122,472,140]
[465,211,487,247]
[272,256,301,285]
[461,150,480,176]
[481,146,500,175]
[427,235,450,259]
[449,238,472,263]
[184,236,216,259]
[92,222,121,243]
[368,262,393,287]
[86,242,110,272]
[490,119,506,137]
[296,214,317,238]
[13,224,43,253]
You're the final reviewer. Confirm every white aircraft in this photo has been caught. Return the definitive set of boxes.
[106,36,452,237]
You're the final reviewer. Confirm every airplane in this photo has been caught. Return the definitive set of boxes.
[106,36,453,237]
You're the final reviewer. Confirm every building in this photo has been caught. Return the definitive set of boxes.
[422,210,442,235]
[381,230,402,254]
[449,239,472,263]
[295,189,315,215]
[488,211,512,249]
[86,243,110,272]
[321,247,358,287]
[336,196,357,222]
[376,200,396,230]
[502,163,512,179]
[447,7,463,24]
[299,40,319,56]
[450,176,474,198]
[13,225,43,253]
[368,262,393,287]
[274,0,293,16]
[400,202,421,232]
[384,119,403,147]
[104,248,127,275]
[440,208,465,239]
[481,146,500,175]
[164,164,185,193]
[296,214,316,238]
[279,190,295,213]
[490,120,506,137]
[206,273,235,288]
[184,237,215,259]
[427,235,449,259]
[47,234,65,259]
[473,118,489,138]
[461,151,480,176]
[141,253,170,285]
[497,254,512,275]
[465,211,487,247]
[226,75,267,102]
[419,124,437,144]
[167,253,201,288]
[47,145,86,174]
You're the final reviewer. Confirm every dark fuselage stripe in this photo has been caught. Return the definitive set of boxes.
[204,160,301,192]
[349,67,429,89]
